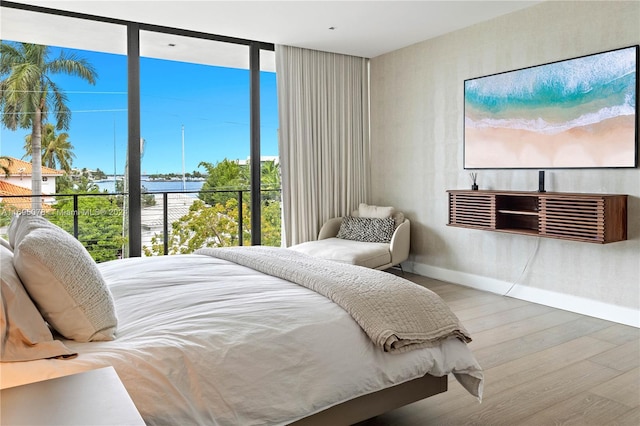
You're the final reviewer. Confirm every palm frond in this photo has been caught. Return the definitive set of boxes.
[48,53,98,85]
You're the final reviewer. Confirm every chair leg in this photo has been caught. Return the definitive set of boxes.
[389,263,404,276]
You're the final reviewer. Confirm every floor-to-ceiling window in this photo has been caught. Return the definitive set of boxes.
[0,5,129,261]
[0,2,277,260]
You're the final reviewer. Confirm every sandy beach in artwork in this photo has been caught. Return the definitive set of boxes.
[464,115,636,168]
[464,45,637,168]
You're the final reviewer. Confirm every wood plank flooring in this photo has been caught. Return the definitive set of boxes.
[359,272,640,426]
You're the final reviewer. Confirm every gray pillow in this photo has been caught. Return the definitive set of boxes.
[336,216,395,243]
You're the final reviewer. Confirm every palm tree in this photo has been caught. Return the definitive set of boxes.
[73,175,99,193]
[260,160,281,203]
[23,123,76,173]
[0,42,97,209]
[198,159,247,206]
[260,160,280,189]
[0,156,13,178]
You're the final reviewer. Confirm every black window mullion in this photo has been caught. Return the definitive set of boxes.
[127,23,142,257]
[250,42,261,246]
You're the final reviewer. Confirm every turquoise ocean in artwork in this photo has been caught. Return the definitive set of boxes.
[464,46,637,135]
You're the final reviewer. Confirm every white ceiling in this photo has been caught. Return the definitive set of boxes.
[2,1,541,70]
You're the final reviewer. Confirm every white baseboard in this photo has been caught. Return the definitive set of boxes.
[406,261,640,328]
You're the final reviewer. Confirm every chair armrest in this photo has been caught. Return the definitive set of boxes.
[390,219,410,265]
[318,217,343,240]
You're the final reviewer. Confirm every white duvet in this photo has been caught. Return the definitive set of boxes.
[1,254,483,425]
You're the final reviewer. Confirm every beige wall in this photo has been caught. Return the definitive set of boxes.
[370,1,640,322]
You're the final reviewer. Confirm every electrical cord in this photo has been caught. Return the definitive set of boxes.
[503,237,541,297]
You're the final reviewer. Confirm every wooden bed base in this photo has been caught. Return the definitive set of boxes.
[290,374,448,425]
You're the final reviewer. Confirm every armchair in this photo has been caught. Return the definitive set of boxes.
[289,204,410,271]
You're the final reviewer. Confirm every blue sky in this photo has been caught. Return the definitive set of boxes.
[0,45,279,175]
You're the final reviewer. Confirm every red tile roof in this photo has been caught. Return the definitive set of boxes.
[0,180,53,212]
[0,157,64,176]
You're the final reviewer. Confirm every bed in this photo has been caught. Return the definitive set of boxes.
[1,216,483,425]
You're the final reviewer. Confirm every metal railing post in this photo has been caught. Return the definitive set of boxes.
[73,194,79,239]
[237,190,243,247]
[163,193,169,255]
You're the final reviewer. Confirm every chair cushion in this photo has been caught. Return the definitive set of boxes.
[358,203,394,218]
[354,204,405,229]
[289,238,391,269]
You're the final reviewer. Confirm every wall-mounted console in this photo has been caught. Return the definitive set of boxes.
[447,190,627,244]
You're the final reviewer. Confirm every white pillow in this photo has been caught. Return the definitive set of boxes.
[8,213,54,248]
[1,245,76,361]
[0,237,12,252]
[358,203,395,219]
[13,223,118,342]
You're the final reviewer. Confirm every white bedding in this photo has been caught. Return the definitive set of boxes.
[0,254,483,425]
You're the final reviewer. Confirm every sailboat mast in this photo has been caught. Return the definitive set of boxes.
[181,124,186,191]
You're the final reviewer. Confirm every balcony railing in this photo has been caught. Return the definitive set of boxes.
[0,188,281,262]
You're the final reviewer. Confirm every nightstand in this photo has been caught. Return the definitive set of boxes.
[0,367,145,425]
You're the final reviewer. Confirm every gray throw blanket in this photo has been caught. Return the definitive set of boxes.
[196,246,471,353]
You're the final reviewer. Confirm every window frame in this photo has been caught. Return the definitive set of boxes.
[1,1,276,254]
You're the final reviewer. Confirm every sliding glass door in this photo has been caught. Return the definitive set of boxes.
[138,32,252,254]
[0,3,278,259]
[0,6,129,261]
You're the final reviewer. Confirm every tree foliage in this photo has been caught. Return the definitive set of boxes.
[143,198,249,256]
[0,202,12,229]
[93,168,108,180]
[55,174,98,193]
[46,191,125,263]
[143,158,282,256]
[198,159,247,206]
[260,198,283,247]
[0,156,13,177]
[24,123,76,172]
[0,42,97,209]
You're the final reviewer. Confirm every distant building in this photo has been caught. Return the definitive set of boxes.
[0,157,63,211]
[237,156,279,166]
[0,180,37,211]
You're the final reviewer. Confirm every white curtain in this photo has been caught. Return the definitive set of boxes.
[276,45,370,246]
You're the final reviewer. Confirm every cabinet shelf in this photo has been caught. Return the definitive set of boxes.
[497,209,539,216]
[498,228,540,235]
[447,190,627,244]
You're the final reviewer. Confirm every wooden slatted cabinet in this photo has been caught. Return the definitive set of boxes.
[448,192,495,229]
[447,190,627,244]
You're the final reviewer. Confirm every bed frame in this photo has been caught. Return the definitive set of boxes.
[291,374,447,425]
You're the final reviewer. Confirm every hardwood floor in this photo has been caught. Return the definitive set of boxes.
[360,272,640,426]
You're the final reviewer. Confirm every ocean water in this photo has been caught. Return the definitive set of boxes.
[464,46,637,135]
[96,179,205,194]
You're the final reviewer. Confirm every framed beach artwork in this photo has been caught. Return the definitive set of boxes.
[463,45,639,169]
